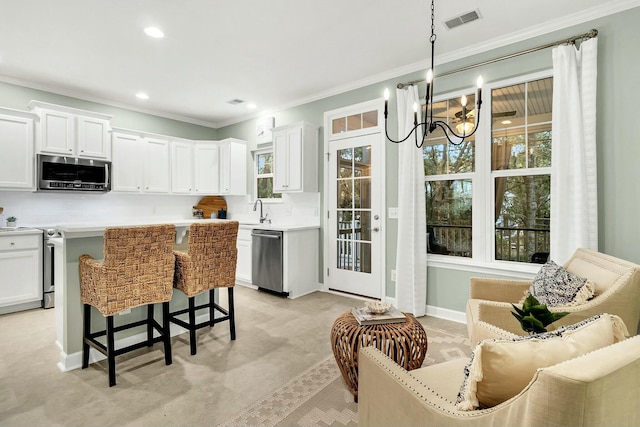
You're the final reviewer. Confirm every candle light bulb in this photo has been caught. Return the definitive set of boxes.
[477,76,483,89]
[461,95,467,107]
[426,69,433,84]
[413,102,418,113]
[384,88,390,101]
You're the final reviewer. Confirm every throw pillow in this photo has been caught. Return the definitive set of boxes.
[456,313,628,410]
[527,260,594,307]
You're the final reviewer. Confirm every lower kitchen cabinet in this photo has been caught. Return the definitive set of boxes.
[236,227,252,284]
[0,232,43,314]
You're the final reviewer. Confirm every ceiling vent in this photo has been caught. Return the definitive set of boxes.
[226,98,245,105]
[444,9,481,30]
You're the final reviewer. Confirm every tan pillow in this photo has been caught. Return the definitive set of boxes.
[456,314,628,410]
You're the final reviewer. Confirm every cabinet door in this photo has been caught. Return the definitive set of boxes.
[273,130,289,192]
[0,250,42,307]
[171,141,194,194]
[236,229,252,283]
[273,127,303,192]
[194,144,219,194]
[0,113,34,189]
[39,110,74,155]
[218,140,247,195]
[144,137,171,193]
[112,132,142,192]
[77,116,110,159]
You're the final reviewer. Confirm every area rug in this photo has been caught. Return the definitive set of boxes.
[216,325,471,427]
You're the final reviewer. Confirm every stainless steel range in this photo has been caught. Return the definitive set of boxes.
[39,228,61,308]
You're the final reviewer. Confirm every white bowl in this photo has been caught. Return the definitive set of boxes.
[365,301,392,314]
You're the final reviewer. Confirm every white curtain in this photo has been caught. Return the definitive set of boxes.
[395,86,427,316]
[550,37,598,264]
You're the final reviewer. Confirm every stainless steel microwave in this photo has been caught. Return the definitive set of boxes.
[37,154,111,192]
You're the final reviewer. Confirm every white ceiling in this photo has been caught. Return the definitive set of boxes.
[0,0,637,128]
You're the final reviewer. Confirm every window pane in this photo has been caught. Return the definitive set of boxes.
[354,178,371,209]
[362,110,377,128]
[495,175,550,263]
[338,148,352,178]
[426,179,472,257]
[256,152,273,175]
[347,114,361,131]
[332,117,346,134]
[353,146,371,177]
[492,128,526,170]
[337,180,352,208]
[527,78,553,125]
[256,177,281,199]
[528,124,552,168]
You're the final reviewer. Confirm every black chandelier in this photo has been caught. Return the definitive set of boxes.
[384,0,483,148]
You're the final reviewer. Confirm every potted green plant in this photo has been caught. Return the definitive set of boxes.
[6,216,17,227]
[511,294,569,334]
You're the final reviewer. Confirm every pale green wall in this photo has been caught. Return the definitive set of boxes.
[0,81,218,139]
[218,7,640,313]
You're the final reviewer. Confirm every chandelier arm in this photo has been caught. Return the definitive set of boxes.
[432,121,478,146]
[384,120,425,144]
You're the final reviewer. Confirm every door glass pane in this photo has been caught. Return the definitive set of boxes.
[354,242,372,273]
[338,148,352,178]
[337,181,352,208]
[355,211,371,241]
[337,211,353,240]
[353,146,371,177]
[337,241,352,271]
[354,178,371,209]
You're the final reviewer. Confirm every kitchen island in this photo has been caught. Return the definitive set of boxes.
[52,218,320,372]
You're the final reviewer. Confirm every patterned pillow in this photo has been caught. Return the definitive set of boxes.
[528,260,594,307]
[455,314,628,410]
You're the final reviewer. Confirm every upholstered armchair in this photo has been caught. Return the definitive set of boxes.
[466,248,640,344]
[358,334,640,427]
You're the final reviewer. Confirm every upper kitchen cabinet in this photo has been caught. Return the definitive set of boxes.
[28,101,112,160]
[218,138,247,195]
[273,122,318,193]
[0,108,37,190]
[111,130,170,193]
[171,139,247,196]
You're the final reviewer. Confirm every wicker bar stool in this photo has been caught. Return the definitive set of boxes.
[79,224,176,387]
[170,221,239,355]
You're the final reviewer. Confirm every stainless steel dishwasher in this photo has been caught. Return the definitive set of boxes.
[251,229,287,296]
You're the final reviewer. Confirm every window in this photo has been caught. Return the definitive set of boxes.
[255,149,281,199]
[425,73,553,265]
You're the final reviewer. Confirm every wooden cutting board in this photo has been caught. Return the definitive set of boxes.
[195,196,227,219]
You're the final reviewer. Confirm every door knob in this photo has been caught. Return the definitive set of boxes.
[374,214,379,220]
[372,227,380,232]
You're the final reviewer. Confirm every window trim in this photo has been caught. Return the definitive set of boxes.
[426,68,553,276]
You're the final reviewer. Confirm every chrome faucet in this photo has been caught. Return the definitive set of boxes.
[253,199,268,223]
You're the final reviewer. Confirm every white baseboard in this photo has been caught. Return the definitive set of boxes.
[425,305,466,324]
[58,313,210,372]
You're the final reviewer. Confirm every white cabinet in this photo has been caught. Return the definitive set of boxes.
[236,227,252,284]
[112,131,170,193]
[282,228,319,298]
[29,101,112,160]
[0,232,43,314]
[171,140,195,194]
[112,132,142,192]
[0,108,37,190]
[273,122,318,193]
[143,137,171,193]
[218,138,247,195]
[194,143,220,194]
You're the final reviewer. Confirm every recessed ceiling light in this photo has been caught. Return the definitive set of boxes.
[136,92,149,100]
[501,120,512,125]
[144,27,164,39]
[247,102,257,109]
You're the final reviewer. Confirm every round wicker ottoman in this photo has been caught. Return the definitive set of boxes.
[330,311,428,401]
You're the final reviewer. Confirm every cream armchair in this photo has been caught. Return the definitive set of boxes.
[358,335,640,427]
[466,248,640,344]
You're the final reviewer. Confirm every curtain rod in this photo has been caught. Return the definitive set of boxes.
[396,28,598,89]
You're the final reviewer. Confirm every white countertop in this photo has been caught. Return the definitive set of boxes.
[55,218,319,239]
[0,227,43,237]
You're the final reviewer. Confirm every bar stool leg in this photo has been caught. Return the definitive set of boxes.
[188,296,197,355]
[106,316,116,387]
[228,288,236,340]
[82,304,91,369]
[162,301,172,365]
[147,304,154,347]
[209,289,215,328]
